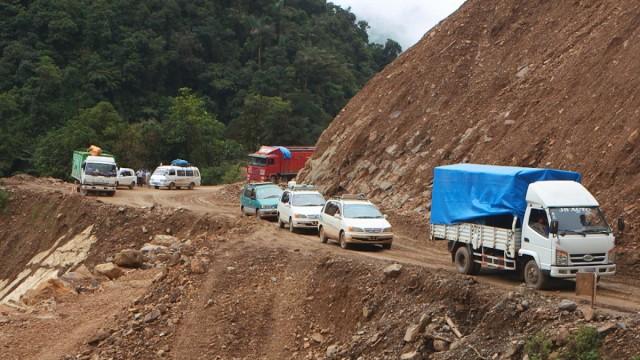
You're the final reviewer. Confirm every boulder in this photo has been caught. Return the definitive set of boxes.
[95,263,124,280]
[326,344,339,359]
[383,263,402,277]
[21,278,77,305]
[152,234,179,247]
[190,258,207,274]
[558,299,577,312]
[114,249,144,268]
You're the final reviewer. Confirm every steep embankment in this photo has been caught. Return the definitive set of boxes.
[299,0,640,264]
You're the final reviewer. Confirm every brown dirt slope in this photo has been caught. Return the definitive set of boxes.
[298,0,640,265]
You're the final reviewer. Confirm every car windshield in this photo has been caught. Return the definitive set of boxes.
[85,163,116,177]
[249,156,267,166]
[256,186,282,199]
[153,168,168,176]
[549,207,610,234]
[292,194,325,207]
[343,204,384,219]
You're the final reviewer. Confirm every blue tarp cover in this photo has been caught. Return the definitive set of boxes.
[430,164,582,225]
[277,146,292,159]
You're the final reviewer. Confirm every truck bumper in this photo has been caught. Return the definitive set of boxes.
[550,264,616,278]
[81,185,115,192]
[344,232,394,245]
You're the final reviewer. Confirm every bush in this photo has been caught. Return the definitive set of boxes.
[0,188,9,212]
[201,162,245,185]
[525,332,553,360]
[561,326,600,360]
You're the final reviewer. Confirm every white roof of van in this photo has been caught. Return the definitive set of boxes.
[526,181,598,207]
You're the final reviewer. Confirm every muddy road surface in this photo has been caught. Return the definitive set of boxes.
[50,183,638,315]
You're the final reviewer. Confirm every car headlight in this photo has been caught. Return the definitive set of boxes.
[293,214,307,219]
[383,227,392,233]
[607,248,616,263]
[556,249,569,265]
[347,226,364,232]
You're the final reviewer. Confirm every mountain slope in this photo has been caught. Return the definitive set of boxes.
[299,0,640,259]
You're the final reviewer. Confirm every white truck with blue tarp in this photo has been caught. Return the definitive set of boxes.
[430,164,618,289]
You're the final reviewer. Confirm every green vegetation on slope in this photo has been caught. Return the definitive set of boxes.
[0,0,401,182]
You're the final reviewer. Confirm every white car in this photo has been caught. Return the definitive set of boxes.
[318,195,393,250]
[116,168,137,189]
[150,165,201,190]
[277,185,326,232]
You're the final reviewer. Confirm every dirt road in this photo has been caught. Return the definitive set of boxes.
[78,184,640,314]
[7,178,640,313]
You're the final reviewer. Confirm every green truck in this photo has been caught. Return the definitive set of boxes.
[71,150,118,196]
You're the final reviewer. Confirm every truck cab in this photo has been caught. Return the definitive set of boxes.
[76,155,118,196]
[246,146,315,182]
[520,181,616,285]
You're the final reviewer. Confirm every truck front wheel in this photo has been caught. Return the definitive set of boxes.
[523,259,549,290]
[454,246,479,275]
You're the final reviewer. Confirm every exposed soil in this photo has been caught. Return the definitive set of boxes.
[1,177,639,359]
[297,0,640,274]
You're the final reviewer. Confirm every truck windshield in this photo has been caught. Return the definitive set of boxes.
[256,186,282,199]
[249,156,268,166]
[292,194,325,207]
[549,207,610,234]
[85,163,116,177]
[343,204,384,219]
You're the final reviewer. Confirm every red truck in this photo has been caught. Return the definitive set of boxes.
[246,146,315,182]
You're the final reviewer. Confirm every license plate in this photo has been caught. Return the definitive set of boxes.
[369,236,377,240]
[581,268,596,273]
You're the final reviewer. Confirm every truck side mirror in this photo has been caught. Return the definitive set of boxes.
[550,220,559,235]
[617,217,625,232]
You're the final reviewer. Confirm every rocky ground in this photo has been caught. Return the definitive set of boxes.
[1,178,639,359]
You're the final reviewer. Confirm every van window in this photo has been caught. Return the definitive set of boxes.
[324,202,338,216]
[244,187,252,198]
[177,169,186,176]
[168,169,176,176]
[194,169,200,177]
[186,169,194,176]
[281,192,290,203]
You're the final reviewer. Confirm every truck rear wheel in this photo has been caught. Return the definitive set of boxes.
[454,246,479,275]
[523,259,549,290]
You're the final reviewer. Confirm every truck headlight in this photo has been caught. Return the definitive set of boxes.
[293,214,307,219]
[347,226,364,232]
[607,248,616,263]
[383,227,392,233]
[556,249,569,265]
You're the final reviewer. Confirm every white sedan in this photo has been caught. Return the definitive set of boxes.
[318,195,393,250]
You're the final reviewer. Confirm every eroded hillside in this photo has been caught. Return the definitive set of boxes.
[299,0,640,261]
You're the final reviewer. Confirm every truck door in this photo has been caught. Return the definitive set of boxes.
[522,206,553,269]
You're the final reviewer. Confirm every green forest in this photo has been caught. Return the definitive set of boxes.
[0,0,401,183]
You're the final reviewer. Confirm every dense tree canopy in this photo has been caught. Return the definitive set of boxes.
[0,0,401,183]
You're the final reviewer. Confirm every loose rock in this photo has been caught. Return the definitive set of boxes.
[95,263,124,280]
[114,249,144,268]
[383,263,402,277]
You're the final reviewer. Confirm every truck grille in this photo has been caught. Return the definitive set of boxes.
[365,228,383,233]
[570,253,606,264]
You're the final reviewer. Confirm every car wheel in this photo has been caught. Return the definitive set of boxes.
[454,246,478,275]
[168,182,175,190]
[154,186,159,189]
[289,218,296,233]
[278,215,285,229]
[188,182,195,190]
[129,182,134,189]
[319,227,328,243]
[523,259,548,290]
[339,231,349,250]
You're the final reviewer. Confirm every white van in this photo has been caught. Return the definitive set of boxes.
[116,168,137,189]
[149,165,201,190]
